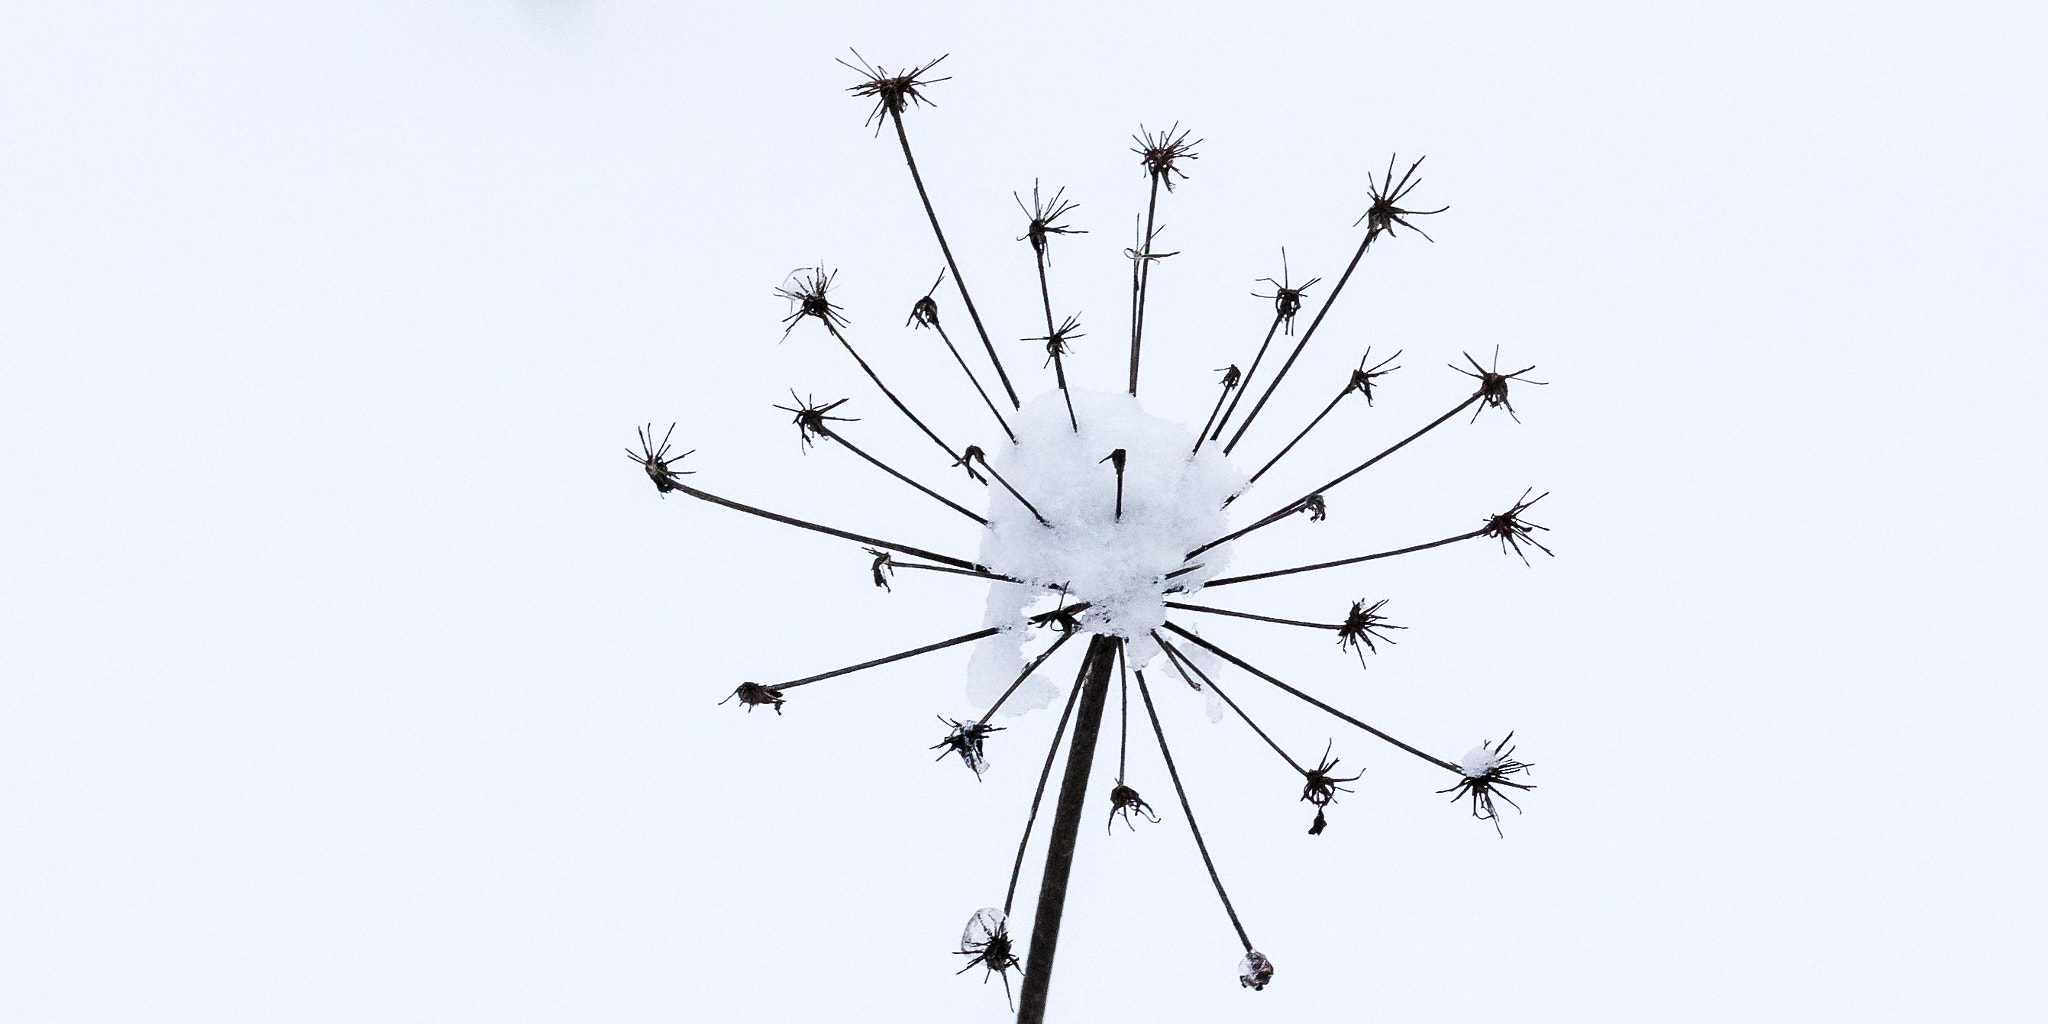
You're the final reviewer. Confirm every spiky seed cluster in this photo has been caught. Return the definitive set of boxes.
[1253,253,1321,334]
[1347,349,1402,405]
[775,267,849,337]
[1300,742,1362,835]
[1455,346,1547,422]
[1357,155,1449,242]
[1439,733,1535,836]
[1483,489,1554,564]
[1297,494,1328,522]
[1016,182,1085,259]
[719,682,785,715]
[1335,598,1405,668]
[956,908,1022,1005]
[627,423,693,494]
[1107,784,1159,832]
[933,717,1004,777]
[773,392,856,450]
[1217,365,1242,389]
[1034,314,1084,365]
[1133,123,1201,190]
[840,51,950,127]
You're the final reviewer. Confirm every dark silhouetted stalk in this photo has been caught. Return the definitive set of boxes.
[1134,664,1254,954]
[1101,449,1125,519]
[967,448,1051,527]
[1201,528,1486,588]
[773,602,1090,692]
[1127,125,1198,396]
[1211,312,1285,442]
[909,270,1015,442]
[1156,632,1306,775]
[976,629,1079,727]
[1162,601,1337,631]
[820,320,963,464]
[663,479,984,571]
[1004,662,1089,919]
[1017,635,1119,1024]
[1192,366,1239,455]
[815,422,986,526]
[1162,623,1460,773]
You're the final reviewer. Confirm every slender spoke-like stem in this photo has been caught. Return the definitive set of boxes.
[977,629,1079,727]
[1245,380,1350,487]
[822,321,962,464]
[1222,229,1378,455]
[1116,643,1130,783]
[1135,667,1254,953]
[1017,635,1119,1024]
[1004,662,1090,918]
[1163,622,1460,773]
[1155,632,1306,775]
[931,319,1016,442]
[1162,601,1337,631]
[974,451,1051,527]
[816,425,986,526]
[1034,251,1079,432]
[1210,312,1284,442]
[1203,528,1485,588]
[665,480,981,571]
[889,561,1022,583]
[1128,176,1162,396]
[888,106,1021,408]
[1193,370,1237,456]
[1196,392,1481,556]
[773,603,1088,691]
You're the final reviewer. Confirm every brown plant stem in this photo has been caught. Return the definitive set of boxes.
[1209,312,1285,442]
[932,318,1016,441]
[1128,176,1162,396]
[888,106,1021,408]
[976,629,1079,727]
[1161,602,1337,631]
[664,479,981,571]
[1200,528,1485,588]
[1004,663,1090,919]
[1162,622,1460,773]
[1244,379,1352,487]
[822,321,962,464]
[1135,664,1254,952]
[816,424,986,525]
[1017,634,1120,1024]
[1155,632,1306,775]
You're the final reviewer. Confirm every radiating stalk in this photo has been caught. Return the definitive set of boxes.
[1221,229,1379,455]
[1127,176,1162,396]
[1200,529,1485,588]
[665,479,981,571]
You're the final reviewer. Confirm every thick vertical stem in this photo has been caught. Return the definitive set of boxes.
[1016,635,1118,1024]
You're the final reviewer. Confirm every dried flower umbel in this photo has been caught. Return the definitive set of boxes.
[630,54,1557,1023]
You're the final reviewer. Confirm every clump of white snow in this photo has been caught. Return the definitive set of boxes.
[966,389,1244,714]
[1461,742,1504,778]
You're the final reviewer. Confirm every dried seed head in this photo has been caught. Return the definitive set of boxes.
[1252,249,1322,335]
[1107,784,1160,833]
[1347,348,1402,405]
[774,266,849,338]
[1454,345,1547,422]
[956,908,1021,1005]
[1238,950,1275,991]
[1483,489,1554,565]
[1217,364,1242,390]
[626,422,694,494]
[719,682,785,715]
[1335,598,1405,668]
[932,716,1004,778]
[1438,732,1535,836]
[771,391,856,451]
[1032,314,1085,366]
[1297,494,1328,522]
[954,445,988,484]
[839,51,949,129]
[906,270,946,329]
[1133,122,1201,190]
[864,547,895,591]
[1015,181,1085,260]
[1354,154,1449,243]
[1299,741,1362,834]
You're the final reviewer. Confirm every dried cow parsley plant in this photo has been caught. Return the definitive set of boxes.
[629,54,1555,1023]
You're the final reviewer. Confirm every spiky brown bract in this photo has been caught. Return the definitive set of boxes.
[933,716,1004,778]
[1439,733,1535,836]
[1455,345,1547,422]
[772,392,856,451]
[1033,314,1084,366]
[1484,489,1554,564]
[1335,598,1405,667]
[956,911,1022,1008]
[1356,154,1449,242]
[773,266,849,337]
[627,422,693,494]
[1133,123,1201,190]
[1252,250,1322,335]
[1015,181,1085,259]
[1107,784,1159,832]
[839,51,949,129]
[1347,348,1402,405]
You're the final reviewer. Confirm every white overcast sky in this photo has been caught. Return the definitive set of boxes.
[3,2,2044,1022]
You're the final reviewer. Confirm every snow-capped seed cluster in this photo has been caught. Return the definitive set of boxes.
[967,389,1243,712]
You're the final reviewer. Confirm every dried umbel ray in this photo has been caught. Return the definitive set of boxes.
[628,53,1556,1023]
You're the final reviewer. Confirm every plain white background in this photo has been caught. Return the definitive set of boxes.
[3,2,2043,1021]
